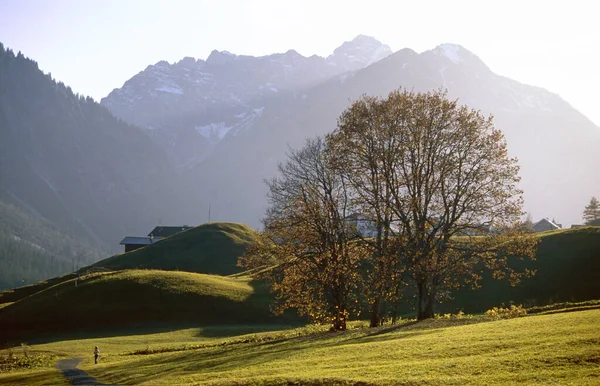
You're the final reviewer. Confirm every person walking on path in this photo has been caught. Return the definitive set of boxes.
[94,346,100,364]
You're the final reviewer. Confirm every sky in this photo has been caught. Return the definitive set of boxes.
[0,0,598,125]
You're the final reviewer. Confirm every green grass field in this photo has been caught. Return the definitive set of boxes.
[0,309,598,385]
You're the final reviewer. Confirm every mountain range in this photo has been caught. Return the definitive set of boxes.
[102,35,600,230]
[1,35,599,262]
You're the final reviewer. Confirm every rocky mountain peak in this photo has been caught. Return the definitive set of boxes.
[154,60,171,68]
[327,35,392,71]
[175,56,200,68]
[429,43,490,71]
[206,50,237,65]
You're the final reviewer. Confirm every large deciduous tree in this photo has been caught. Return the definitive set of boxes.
[329,89,537,320]
[243,88,537,326]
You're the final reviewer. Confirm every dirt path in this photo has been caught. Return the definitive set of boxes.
[56,358,114,386]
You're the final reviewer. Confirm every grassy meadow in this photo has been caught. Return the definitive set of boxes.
[0,308,599,385]
[1,225,599,384]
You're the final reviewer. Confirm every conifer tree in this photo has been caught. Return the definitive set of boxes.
[583,197,600,225]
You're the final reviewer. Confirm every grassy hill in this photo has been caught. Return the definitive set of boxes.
[440,226,600,313]
[0,272,78,305]
[0,269,281,342]
[92,222,257,275]
[1,225,598,343]
[0,222,258,306]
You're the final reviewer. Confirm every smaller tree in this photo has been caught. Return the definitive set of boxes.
[239,137,364,331]
[583,197,600,225]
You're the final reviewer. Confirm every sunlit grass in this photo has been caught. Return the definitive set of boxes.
[2,309,598,385]
[0,368,68,386]
[81,309,600,385]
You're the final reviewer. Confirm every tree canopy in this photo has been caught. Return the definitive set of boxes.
[242,88,537,329]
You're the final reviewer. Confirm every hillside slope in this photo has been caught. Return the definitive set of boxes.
[0,269,277,341]
[0,43,181,249]
[443,227,600,313]
[93,222,257,275]
[0,222,257,306]
[0,200,108,289]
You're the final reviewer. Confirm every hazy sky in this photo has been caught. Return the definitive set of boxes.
[1,0,598,125]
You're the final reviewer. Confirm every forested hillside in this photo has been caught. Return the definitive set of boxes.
[0,200,107,289]
[0,43,182,250]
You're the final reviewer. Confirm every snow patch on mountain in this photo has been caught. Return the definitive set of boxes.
[194,107,265,143]
[156,85,183,94]
[232,107,265,137]
[195,122,231,144]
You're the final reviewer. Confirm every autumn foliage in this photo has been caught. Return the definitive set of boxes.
[240,89,538,329]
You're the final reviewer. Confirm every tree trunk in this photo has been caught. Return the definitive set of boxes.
[332,310,347,331]
[417,280,425,321]
[421,284,436,320]
[391,296,400,324]
[423,292,435,319]
[369,297,381,327]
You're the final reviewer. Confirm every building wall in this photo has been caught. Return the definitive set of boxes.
[124,244,145,253]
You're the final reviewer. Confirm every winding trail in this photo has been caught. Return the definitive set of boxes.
[56,358,115,386]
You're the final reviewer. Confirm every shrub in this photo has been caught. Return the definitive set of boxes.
[0,353,56,372]
[485,305,527,320]
[435,310,468,320]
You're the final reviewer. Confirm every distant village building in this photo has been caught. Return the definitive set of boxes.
[532,218,562,233]
[344,213,401,238]
[147,225,193,238]
[345,213,378,238]
[119,236,164,253]
[119,225,193,252]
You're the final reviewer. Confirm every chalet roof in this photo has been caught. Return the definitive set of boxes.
[345,212,369,221]
[532,218,561,231]
[147,225,193,238]
[119,236,164,246]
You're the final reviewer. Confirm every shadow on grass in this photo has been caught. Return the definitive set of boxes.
[0,279,300,347]
[194,324,301,339]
